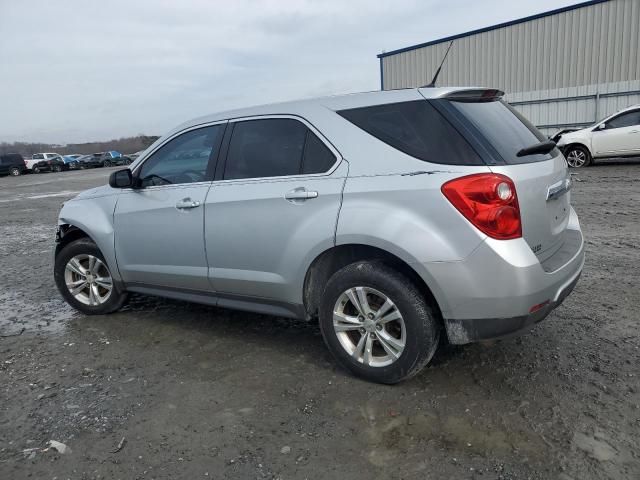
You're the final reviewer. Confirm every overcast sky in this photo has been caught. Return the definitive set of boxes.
[0,0,576,144]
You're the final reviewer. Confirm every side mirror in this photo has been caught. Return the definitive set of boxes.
[596,123,606,131]
[109,168,134,189]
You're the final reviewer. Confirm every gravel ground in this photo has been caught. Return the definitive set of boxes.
[0,163,639,479]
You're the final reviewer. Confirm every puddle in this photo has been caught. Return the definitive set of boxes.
[0,292,78,335]
[335,400,547,467]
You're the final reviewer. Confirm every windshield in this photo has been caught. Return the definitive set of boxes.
[447,99,559,164]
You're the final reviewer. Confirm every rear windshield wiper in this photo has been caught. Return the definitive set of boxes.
[516,140,556,157]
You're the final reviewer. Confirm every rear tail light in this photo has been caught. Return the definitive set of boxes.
[441,173,522,240]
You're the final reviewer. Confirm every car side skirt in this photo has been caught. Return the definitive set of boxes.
[126,283,307,320]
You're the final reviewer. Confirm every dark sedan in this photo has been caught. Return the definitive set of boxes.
[75,154,104,169]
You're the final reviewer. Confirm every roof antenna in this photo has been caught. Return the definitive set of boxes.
[424,40,454,88]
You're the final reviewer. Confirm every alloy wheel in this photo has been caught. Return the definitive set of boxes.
[64,254,113,306]
[9,168,20,176]
[333,287,406,367]
[566,149,586,168]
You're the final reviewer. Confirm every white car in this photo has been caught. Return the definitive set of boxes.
[25,152,61,172]
[556,104,640,167]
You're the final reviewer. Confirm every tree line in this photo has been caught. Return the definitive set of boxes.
[0,135,160,157]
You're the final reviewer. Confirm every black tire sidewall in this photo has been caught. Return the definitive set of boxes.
[9,167,20,176]
[319,261,439,384]
[54,238,127,315]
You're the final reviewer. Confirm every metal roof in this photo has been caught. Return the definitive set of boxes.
[377,0,611,59]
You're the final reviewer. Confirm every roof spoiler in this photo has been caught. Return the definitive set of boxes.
[443,89,505,101]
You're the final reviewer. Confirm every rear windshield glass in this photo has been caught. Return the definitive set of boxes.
[448,99,557,164]
[337,100,483,166]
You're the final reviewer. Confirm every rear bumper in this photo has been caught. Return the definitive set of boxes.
[444,271,581,344]
[420,207,584,344]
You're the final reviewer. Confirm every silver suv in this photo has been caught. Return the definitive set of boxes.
[54,87,584,383]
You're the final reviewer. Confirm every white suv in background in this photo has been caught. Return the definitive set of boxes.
[556,105,640,167]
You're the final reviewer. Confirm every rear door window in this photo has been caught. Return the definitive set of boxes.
[447,99,557,164]
[224,118,308,180]
[337,100,483,166]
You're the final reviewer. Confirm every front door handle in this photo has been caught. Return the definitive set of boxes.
[175,198,201,209]
[629,130,639,134]
[285,188,318,201]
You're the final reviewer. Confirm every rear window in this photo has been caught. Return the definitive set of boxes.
[337,100,483,166]
[447,99,557,164]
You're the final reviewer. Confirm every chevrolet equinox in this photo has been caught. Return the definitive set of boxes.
[54,87,584,383]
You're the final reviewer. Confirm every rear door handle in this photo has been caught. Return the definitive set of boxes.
[175,198,201,209]
[285,188,318,201]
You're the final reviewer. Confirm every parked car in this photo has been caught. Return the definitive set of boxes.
[0,153,27,176]
[97,151,132,167]
[62,154,82,170]
[550,128,578,144]
[128,150,144,162]
[25,153,68,173]
[75,154,103,169]
[556,104,640,167]
[40,155,68,173]
[53,87,584,384]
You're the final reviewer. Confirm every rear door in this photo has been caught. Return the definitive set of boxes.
[592,109,640,156]
[443,98,571,260]
[204,116,345,305]
[113,123,225,291]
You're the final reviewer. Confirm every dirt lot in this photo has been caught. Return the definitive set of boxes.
[0,163,639,479]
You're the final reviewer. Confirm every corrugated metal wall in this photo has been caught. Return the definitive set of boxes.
[507,79,640,136]
[380,0,640,92]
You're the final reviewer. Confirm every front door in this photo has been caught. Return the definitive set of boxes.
[204,117,346,305]
[592,109,640,156]
[114,123,226,291]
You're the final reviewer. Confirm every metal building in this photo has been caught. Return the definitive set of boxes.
[378,0,640,136]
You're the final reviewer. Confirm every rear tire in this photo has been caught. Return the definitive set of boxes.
[9,167,20,176]
[54,238,127,315]
[32,165,41,174]
[319,261,439,384]
[565,145,592,168]
[52,164,62,173]
[103,160,112,167]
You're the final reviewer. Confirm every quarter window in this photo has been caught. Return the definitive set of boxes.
[338,101,483,165]
[138,125,224,187]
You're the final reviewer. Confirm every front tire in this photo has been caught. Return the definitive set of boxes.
[565,145,592,168]
[32,165,41,174]
[103,160,112,167]
[319,261,440,384]
[52,164,62,173]
[54,238,127,315]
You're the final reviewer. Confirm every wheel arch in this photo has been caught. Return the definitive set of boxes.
[302,243,444,322]
[55,224,94,256]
